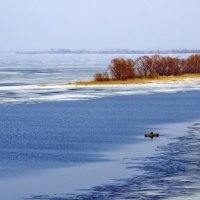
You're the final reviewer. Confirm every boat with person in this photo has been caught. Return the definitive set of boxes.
[144,132,160,138]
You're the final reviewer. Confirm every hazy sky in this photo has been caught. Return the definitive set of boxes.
[0,0,200,52]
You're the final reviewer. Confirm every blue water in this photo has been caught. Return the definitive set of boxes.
[0,91,200,179]
[57,123,200,200]
[58,124,200,200]
[0,54,200,199]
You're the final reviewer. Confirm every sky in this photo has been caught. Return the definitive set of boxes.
[0,0,200,52]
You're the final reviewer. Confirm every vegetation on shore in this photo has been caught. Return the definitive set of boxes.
[75,54,200,86]
[75,74,200,86]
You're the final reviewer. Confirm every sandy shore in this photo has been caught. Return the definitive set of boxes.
[72,74,200,86]
[2,73,199,105]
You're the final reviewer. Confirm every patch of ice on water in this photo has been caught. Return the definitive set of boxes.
[0,79,200,105]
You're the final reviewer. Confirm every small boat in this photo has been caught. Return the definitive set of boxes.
[144,132,159,138]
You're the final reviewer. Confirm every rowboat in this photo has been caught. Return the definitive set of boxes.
[144,132,159,138]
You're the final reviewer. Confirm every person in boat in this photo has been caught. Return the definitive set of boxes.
[150,132,154,138]
[145,132,159,138]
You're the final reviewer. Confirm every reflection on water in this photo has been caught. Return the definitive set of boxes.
[26,123,200,200]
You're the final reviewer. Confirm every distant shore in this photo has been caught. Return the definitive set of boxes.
[16,49,200,55]
[72,74,200,86]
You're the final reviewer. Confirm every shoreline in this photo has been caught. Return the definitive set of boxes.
[72,74,200,86]
[1,78,200,106]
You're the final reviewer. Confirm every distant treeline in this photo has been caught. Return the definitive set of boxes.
[16,49,200,55]
[94,54,200,81]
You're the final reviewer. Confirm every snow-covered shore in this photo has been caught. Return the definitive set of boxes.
[1,77,200,105]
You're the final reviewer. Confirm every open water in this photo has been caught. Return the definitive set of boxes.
[0,54,200,200]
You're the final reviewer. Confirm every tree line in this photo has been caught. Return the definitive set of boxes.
[94,54,200,81]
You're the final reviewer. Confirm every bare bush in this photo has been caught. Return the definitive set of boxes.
[93,54,200,82]
[185,54,200,73]
[109,58,135,80]
[135,56,154,77]
[94,71,110,82]
[150,55,184,76]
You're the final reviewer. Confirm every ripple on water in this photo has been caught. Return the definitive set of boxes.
[26,123,200,200]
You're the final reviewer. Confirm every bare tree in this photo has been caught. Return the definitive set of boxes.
[185,54,200,73]
[94,71,110,82]
[135,56,156,77]
[109,58,135,80]
[93,54,200,82]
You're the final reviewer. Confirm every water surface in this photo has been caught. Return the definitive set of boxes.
[0,54,197,105]
[1,92,200,199]
[0,54,200,199]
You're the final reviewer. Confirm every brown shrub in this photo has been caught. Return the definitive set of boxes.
[135,56,154,77]
[93,54,200,82]
[185,54,200,73]
[109,58,135,80]
[150,55,184,76]
[94,71,110,82]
